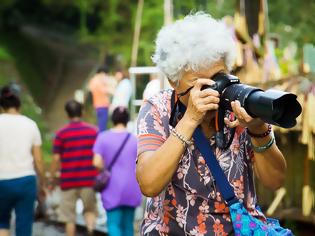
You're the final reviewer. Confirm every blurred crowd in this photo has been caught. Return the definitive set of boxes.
[0,67,161,236]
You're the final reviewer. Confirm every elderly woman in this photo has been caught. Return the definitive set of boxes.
[136,13,287,235]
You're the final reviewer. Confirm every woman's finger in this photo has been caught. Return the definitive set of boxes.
[201,95,220,104]
[194,78,216,91]
[199,88,219,98]
[193,96,219,112]
[224,118,239,128]
[238,106,253,122]
[233,100,253,122]
[231,101,243,120]
[199,103,219,112]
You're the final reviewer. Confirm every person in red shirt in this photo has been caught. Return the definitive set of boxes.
[50,100,98,236]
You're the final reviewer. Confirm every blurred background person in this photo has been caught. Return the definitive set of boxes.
[50,100,98,236]
[0,85,45,236]
[93,106,142,236]
[111,68,132,110]
[142,73,161,101]
[88,66,113,132]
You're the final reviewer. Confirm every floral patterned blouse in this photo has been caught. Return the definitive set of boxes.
[137,89,265,236]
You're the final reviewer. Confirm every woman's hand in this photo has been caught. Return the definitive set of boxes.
[184,79,220,127]
[224,100,265,131]
[225,101,286,190]
[93,153,104,170]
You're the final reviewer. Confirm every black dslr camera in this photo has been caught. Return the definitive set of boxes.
[202,73,302,128]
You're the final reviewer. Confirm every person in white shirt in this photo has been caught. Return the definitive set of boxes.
[111,69,132,110]
[142,74,161,100]
[0,85,45,236]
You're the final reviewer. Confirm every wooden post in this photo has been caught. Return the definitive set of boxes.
[266,187,286,216]
[162,0,173,89]
[164,0,173,25]
[131,0,144,67]
[302,153,314,216]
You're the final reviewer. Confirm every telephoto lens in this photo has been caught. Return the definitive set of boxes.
[202,73,302,128]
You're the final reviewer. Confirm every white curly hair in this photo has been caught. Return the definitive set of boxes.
[152,12,236,83]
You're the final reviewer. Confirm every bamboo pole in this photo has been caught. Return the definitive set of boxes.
[266,187,286,216]
[131,0,144,67]
[302,153,314,216]
[161,0,173,90]
[164,0,173,25]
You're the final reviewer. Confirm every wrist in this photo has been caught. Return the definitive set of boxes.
[247,122,268,134]
[247,123,272,138]
[251,136,275,153]
[170,126,193,147]
[182,113,200,129]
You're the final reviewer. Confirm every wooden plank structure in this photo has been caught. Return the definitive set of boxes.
[232,0,315,225]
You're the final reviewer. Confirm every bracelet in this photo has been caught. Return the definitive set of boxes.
[170,126,193,147]
[246,124,272,138]
[251,137,275,153]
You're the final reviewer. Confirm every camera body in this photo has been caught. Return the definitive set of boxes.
[205,73,240,93]
[202,73,302,128]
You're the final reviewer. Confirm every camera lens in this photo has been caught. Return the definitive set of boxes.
[203,73,302,128]
[221,84,261,117]
[221,85,302,128]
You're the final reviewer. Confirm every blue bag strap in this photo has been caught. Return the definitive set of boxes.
[107,133,130,171]
[172,92,238,206]
[193,127,239,206]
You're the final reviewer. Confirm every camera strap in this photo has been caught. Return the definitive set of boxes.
[215,107,236,150]
[170,89,236,150]
[170,87,192,127]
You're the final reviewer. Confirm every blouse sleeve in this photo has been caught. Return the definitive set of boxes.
[137,99,169,157]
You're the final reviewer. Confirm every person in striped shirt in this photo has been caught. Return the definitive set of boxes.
[50,100,98,236]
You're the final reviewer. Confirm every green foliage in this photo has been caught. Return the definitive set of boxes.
[174,0,235,18]
[268,0,315,49]
[0,0,18,10]
[1,0,313,67]
[0,33,51,100]
[80,0,139,65]
[137,1,164,65]
[0,46,12,61]
[21,94,52,163]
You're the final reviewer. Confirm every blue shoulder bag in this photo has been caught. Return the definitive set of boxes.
[193,127,293,236]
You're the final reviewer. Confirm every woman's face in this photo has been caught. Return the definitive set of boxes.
[170,60,227,105]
